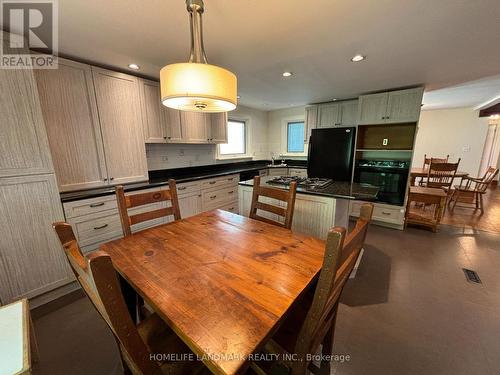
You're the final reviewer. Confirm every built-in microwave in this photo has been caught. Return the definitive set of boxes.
[354,160,410,206]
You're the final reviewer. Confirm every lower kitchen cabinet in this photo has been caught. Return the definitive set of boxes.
[349,200,405,229]
[0,174,73,304]
[179,192,202,218]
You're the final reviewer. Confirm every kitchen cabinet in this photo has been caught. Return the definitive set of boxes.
[0,49,53,178]
[179,111,210,143]
[139,79,165,143]
[339,100,359,126]
[0,174,73,304]
[268,167,288,176]
[139,79,183,143]
[317,103,341,128]
[304,105,318,143]
[35,59,108,191]
[358,88,423,125]
[178,192,202,218]
[208,113,228,143]
[91,67,148,185]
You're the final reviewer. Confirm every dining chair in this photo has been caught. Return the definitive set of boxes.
[422,154,449,168]
[250,203,374,375]
[422,159,461,195]
[53,222,205,375]
[116,179,181,236]
[249,176,298,229]
[449,166,499,213]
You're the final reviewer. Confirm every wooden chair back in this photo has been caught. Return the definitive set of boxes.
[249,176,297,229]
[52,223,162,374]
[425,159,460,190]
[423,154,449,168]
[478,167,499,193]
[291,204,374,374]
[116,179,181,236]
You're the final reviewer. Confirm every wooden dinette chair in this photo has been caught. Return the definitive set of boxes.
[116,179,181,236]
[53,223,205,375]
[249,176,298,229]
[250,204,374,375]
[423,154,449,168]
[422,158,461,196]
[449,166,499,213]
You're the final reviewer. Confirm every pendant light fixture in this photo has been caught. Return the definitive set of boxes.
[160,0,237,112]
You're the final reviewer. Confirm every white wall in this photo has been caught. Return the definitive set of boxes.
[267,106,307,159]
[146,105,268,171]
[413,107,489,176]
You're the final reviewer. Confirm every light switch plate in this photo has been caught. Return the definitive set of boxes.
[382,138,388,146]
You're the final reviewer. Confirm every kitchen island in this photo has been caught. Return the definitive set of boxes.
[238,176,378,239]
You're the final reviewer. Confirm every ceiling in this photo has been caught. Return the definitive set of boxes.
[37,0,500,110]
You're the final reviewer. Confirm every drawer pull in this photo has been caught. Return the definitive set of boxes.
[210,195,217,199]
[93,224,109,230]
[209,181,216,185]
[178,186,187,190]
[228,190,234,194]
[89,202,105,208]
[381,211,391,215]
[228,178,234,181]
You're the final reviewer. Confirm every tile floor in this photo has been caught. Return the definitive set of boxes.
[31,203,500,375]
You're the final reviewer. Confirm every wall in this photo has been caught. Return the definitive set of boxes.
[146,105,268,170]
[412,107,489,176]
[267,106,307,159]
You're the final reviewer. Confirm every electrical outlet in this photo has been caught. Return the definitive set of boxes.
[382,138,388,146]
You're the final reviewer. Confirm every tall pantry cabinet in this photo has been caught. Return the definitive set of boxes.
[0,32,73,304]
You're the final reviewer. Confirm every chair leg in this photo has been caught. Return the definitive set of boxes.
[479,193,484,214]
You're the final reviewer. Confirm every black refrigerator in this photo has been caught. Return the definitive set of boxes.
[307,127,356,182]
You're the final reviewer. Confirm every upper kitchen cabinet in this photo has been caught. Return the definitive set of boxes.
[340,100,359,126]
[317,103,341,128]
[0,45,53,177]
[208,113,228,143]
[139,79,165,143]
[162,106,183,142]
[179,111,210,143]
[35,59,108,191]
[385,88,424,124]
[305,105,318,143]
[358,87,424,125]
[92,67,148,185]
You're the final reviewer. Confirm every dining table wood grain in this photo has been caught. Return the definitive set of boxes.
[100,209,327,375]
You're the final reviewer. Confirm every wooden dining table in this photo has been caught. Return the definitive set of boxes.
[100,209,326,375]
[410,167,469,186]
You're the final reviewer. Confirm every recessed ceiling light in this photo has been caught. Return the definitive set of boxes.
[128,63,140,70]
[282,71,293,77]
[350,55,366,62]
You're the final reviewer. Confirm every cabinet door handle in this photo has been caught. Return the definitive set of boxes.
[178,186,187,190]
[209,181,216,185]
[109,177,114,181]
[93,224,109,230]
[228,191,234,194]
[227,178,234,181]
[381,211,391,215]
[89,202,105,208]
[210,195,217,199]
[103,178,108,182]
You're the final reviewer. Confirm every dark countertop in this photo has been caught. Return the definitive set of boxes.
[238,176,379,201]
[60,160,308,202]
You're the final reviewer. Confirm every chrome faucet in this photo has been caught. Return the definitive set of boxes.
[271,156,275,166]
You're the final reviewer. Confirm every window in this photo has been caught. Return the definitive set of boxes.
[287,121,305,153]
[219,120,246,155]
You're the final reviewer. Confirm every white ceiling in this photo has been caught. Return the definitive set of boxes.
[44,0,500,109]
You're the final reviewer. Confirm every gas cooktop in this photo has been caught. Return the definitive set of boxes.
[268,176,333,189]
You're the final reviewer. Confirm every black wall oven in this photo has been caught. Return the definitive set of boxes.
[354,160,410,206]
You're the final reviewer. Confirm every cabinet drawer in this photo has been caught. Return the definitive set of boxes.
[201,174,239,190]
[350,201,404,225]
[219,201,239,214]
[63,195,117,219]
[202,185,238,211]
[176,181,201,196]
[68,211,122,248]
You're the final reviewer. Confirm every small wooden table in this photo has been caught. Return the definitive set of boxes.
[405,186,447,232]
[101,209,326,375]
[410,167,468,186]
[0,299,34,375]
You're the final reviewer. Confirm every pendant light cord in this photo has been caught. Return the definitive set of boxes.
[187,0,208,64]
